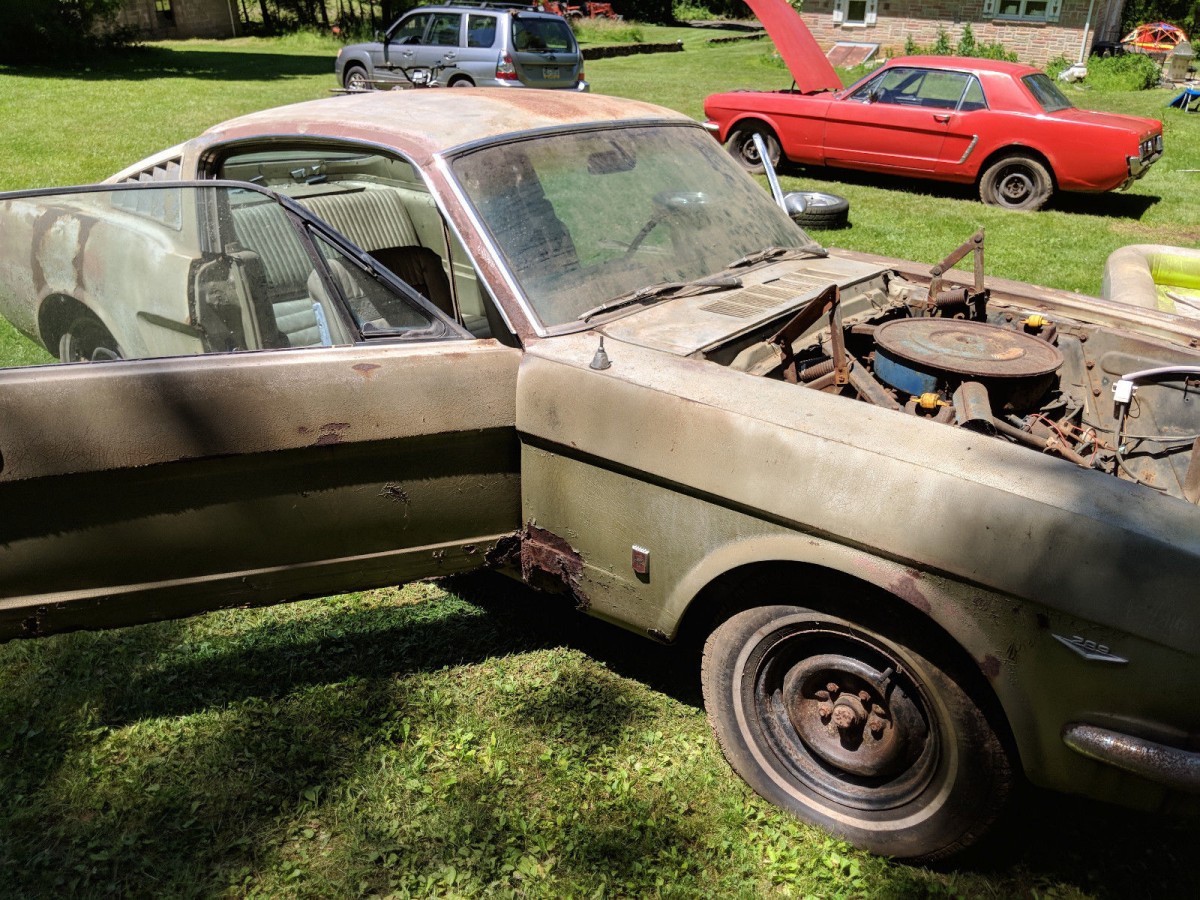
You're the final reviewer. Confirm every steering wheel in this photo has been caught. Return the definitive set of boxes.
[624,191,711,259]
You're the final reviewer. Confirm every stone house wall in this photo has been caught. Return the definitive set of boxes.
[798,1,1126,67]
[115,0,239,40]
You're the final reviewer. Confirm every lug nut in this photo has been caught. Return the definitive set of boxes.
[815,689,830,701]
[817,703,832,719]
[826,682,840,697]
[858,690,871,703]
[868,718,886,738]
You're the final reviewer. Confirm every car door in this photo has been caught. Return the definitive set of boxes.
[0,181,522,641]
[823,67,968,174]
[421,11,464,81]
[460,13,500,85]
[379,11,433,84]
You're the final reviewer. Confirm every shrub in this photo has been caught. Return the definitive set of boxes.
[1086,51,1162,90]
[956,24,977,57]
[904,26,1018,63]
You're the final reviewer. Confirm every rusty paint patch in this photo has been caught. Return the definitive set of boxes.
[520,524,589,611]
[979,654,1001,678]
[313,422,351,446]
[379,483,409,504]
[485,533,521,569]
[21,607,47,637]
[888,571,932,615]
[352,363,381,377]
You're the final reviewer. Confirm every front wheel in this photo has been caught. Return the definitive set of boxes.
[978,154,1053,211]
[725,125,781,175]
[343,64,370,92]
[702,604,1012,861]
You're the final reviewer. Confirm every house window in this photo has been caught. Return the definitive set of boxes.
[155,0,174,22]
[832,0,878,26]
[982,0,1062,22]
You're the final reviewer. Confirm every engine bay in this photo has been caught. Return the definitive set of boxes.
[716,232,1200,503]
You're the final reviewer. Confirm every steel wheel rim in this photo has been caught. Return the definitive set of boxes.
[996,167,1035,206]
[737,619,941,811]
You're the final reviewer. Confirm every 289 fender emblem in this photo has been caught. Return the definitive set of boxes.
[1052,633,1129,664]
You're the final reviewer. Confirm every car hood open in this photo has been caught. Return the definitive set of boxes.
[744,0,842,94]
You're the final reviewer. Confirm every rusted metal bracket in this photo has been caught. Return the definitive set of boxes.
[769,283,848,386]
[926,229,989,319]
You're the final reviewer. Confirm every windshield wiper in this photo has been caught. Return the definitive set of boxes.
[578,274,742,322]
[726,244,828,269]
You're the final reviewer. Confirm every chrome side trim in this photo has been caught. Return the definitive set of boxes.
[957,135,979,166]
[1063,723,1200,793]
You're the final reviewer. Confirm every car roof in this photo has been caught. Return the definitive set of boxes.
[886,56,1042,77]
[198,89,692,164]
[396,4,562,16]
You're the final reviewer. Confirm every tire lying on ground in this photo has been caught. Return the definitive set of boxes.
[788,191,851,229]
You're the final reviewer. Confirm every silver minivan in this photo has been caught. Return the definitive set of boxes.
[335,4,589,91]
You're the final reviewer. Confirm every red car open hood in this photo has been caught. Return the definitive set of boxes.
[744,0,841,94]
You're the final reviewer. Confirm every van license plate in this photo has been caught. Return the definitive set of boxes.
[543,67,559,78]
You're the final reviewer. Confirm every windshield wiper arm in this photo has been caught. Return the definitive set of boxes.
[726,244,828,270]
[578,274,742,322]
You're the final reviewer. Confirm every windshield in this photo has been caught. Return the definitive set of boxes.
[1022,73,1074,112]
[450,125,811,329]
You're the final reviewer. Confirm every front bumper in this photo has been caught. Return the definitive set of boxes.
[1064,723,1200,793]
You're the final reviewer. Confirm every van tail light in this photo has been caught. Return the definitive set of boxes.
[496,53,518,81]
[577,69,585,83]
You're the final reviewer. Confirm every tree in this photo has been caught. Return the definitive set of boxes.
[1121,0,1200,34]
[0,0,126,64]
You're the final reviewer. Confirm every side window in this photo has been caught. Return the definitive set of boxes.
[850,68,913,103]
[427,13,462,47]
[467,14,497,48]
[911,71,970,109]
[0,184,459,369]
[391,13,430,45]
[959,77,988,112]
[214,144,504,340]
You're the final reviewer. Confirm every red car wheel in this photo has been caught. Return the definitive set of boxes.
[726,125,781,175]
[978,154,1053,211]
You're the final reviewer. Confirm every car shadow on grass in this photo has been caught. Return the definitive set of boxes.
[784,163,1162,219]
[1,577,1192,895]
[0,46,330,82]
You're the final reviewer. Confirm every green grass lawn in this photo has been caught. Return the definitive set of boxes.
[1,32,1196,897]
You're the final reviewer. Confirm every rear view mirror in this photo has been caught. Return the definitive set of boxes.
[587,148,635,175]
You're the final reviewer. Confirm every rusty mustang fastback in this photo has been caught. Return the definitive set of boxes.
[0,89,1197,861]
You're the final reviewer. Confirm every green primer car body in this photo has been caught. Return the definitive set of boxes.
[0,90,1197,862]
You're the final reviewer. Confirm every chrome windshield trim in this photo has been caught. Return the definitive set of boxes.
[441,117,697,159]
[431,153,522,337]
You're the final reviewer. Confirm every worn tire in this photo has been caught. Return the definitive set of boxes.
[701,604,1012,861]
[449,76,475,87]
[58,314,121,363]
[343,64,370,91]
[978,154,1053,211]
[790,191,850,229]
[726,124,781,175]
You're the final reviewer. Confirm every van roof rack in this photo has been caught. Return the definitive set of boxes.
[424,1,538,9]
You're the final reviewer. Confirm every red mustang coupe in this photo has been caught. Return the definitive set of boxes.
[703,0,1164,211]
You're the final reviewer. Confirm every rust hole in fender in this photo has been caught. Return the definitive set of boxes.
[487,525,589,611]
